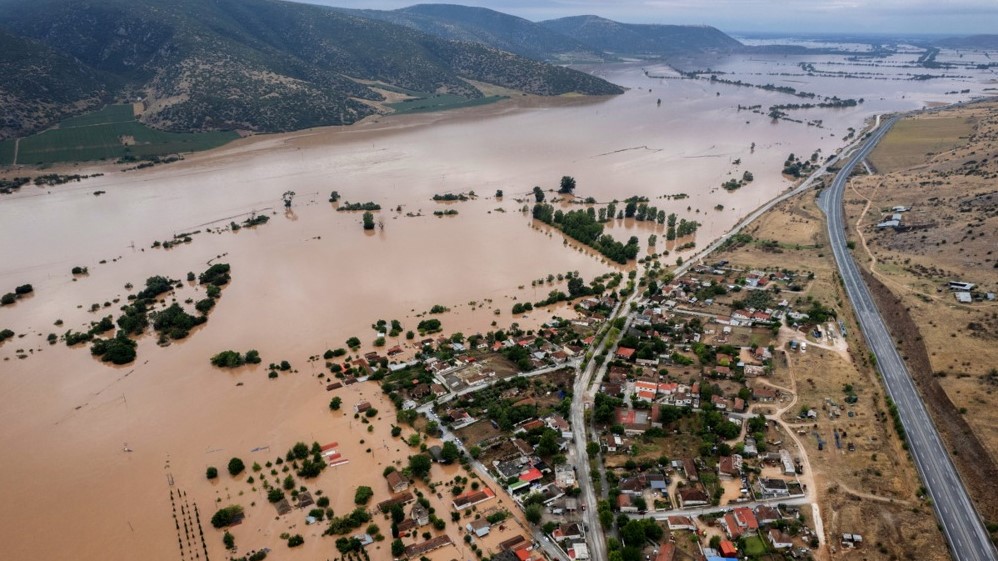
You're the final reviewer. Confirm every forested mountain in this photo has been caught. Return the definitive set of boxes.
[0,0,623,140]
[0,28,108,140]
[540,15,742,57]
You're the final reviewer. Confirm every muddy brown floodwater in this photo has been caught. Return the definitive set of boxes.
[0,59,991,560]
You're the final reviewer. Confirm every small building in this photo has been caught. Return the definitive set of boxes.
[616,347,637,361]
[467,518,491,537]
[780,449,796,475]
[758,478,790,497]
[386,470,409,493]
[404,535,454,558]
[376,492,414,512]
[719,540,738,558]
[755,505,781,526]
[410,502,430,526]
[355,401,372,413]
[617,493,638,513]
[955,292,973,304]
[717,455,743,479]
[453,489,495,510]
[569,542,590,561]
[769,529,793,549]
[676,488,710,508]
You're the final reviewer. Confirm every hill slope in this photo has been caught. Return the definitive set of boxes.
[933,34,998,50]
[0,28,108,140]
[540,15,742,57]
[338,3,606,62]
[0,0,623,140]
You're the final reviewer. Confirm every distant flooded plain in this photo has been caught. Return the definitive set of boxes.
[0,56,993,561]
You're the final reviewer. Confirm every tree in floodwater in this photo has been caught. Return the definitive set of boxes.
[282,191,296,209]
[558,176,576,194]
[362,212,375,230]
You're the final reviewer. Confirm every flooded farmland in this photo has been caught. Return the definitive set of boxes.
[0,52,994,561]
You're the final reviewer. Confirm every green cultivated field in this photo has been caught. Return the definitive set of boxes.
[1,105,238,166]
[388,94,507,115]
[0,140,15,165]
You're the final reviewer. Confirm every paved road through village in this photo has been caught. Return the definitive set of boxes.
[819,116,997,561]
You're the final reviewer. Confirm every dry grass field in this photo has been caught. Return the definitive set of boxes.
[843,100,998,530]
[868,115,975,173]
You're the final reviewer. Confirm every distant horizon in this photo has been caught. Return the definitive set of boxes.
[293,0,998,36]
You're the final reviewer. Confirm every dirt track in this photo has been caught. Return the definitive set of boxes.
[861,267,998,522]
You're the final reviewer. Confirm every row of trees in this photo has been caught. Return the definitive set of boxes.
[532,204,639,264]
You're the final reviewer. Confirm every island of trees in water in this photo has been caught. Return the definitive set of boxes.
[60,263,233,365]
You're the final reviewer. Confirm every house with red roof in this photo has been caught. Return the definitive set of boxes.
[615,347,636,361]
[519,468,543,483]
[719,540,738,558]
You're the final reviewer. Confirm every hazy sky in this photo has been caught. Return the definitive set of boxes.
[300,0,997,35]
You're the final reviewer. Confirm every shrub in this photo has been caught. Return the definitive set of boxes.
[210,505,244,528]
[287,534,304,547]
[354,486,374,505]
[90,335,137,364]
[228,457,245,476]
[14,284,33,295]
[206,466,218,479]
[211,350,245,368]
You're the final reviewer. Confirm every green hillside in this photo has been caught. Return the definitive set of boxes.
[0,0,624,144]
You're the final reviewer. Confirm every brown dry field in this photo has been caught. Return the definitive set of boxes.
[868,115,976,173]
[844,100,998,529]
[714,188,952,560]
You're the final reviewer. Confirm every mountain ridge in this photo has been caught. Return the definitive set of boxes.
[0,0,624,141]
[540,15,742,57]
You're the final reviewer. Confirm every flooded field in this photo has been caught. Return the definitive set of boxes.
[0,54,994,560]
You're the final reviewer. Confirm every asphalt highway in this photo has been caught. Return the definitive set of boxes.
[819,116,997,561]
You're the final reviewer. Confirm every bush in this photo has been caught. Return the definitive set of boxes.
[268,488,285,503]
[199,263,231,286]
[365,408,378,418]
[90,335,137,365]
[228,457,245,476]
[346,337,361,349]
[206,466,218,479]
[223,531,235,549]
[245,350,261,364]
[329,397,343,411]
[287,534,304,547]
[210,505,244,528]
[211,350,245,368]
[14,284,33,295]
[354,486,374,505]
[0,293,15,306]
